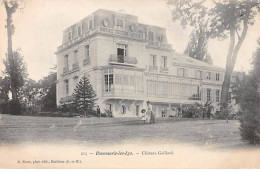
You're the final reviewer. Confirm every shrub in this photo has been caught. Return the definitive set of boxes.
[9,100,22,115]
[181,104,200,118]
[239,110,260,144]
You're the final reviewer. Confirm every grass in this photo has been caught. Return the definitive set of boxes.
[0,114,247,149]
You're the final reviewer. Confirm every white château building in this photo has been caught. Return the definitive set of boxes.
[56,9,225,117]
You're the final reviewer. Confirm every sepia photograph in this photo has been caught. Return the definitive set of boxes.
[0,0,260,169]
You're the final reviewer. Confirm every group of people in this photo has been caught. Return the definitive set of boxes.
[141,101,156,124]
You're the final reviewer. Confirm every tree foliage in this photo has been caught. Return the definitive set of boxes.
[38,70,57,111]
[167,0,260,112]
[235,38,260,144]
[73,76,97,116]
[3,49,28,89]
[184,26,213,63]
[3,0,29,114]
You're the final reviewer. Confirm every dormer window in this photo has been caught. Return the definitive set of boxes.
[68,31,72,41]
[216,73,220,81]
[161,56,167,68]
[207,72,211,80]
[77,25,82,36]
[116,19,124,28]
[148,31,154,41]
[89,20,94,30]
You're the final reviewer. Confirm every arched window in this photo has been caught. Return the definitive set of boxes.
[120,105,126,114]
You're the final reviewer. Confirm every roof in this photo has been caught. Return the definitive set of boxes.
[172,53,225,72]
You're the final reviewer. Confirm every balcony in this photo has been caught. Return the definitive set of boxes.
[57,27,145,53]
[160,66,169,72]
[146,41,172,50]
[109,55,137,66]
[62,65,80,76]
[59,95,75,104]
[72,62,79,69]
[83,58,91,65]
[149,65,158,71]
[63,67,69,74]
[99,27,144,40]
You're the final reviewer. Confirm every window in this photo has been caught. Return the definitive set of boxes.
[89,20,93,30]
[148,31,154,41]
[77,26,82,36]
[136,105,139,116]
[106,104,112,112]
[85,45,90,58]
[120,105,126,114]
[65,80,69,95]
[178,68,185,77]
[73,76,78,88]
[116,19,124,28]
[104,69,113,92]
[161,56,167,68]
[74,50,78,63]
[216,73,220,81]
[64,55,69,69]
[207,88,211,102]
[117,44,127,63]
[152,55,157,67]
[216,89,220,102]
[68,31,72,41]
[197,70,202,79]
[207,72,211,80]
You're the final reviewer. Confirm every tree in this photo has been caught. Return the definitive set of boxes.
[19,78,40,113]
[0,77,10,113]
[73,76,97,116]
[2,49,28,114]
[167,0,260,113]
[234,38,260,144]
[3,49,28,89]
[38,69,57,111]
[184,24,213,64]
[3,0,28,114]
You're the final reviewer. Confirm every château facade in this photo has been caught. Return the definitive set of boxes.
[56,9,225,117]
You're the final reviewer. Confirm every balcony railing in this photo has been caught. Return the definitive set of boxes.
[160,66,169,72]
[83,58,91,65]
[63,67,69,73]
[59,95,75,104]
[149,65,158,71]
[72,62,79,69]
[147,41,172,49]
[109,55,137,66]
[57,27,145,52]
[62,65,80,76]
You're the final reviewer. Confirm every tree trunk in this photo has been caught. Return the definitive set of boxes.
[220,28,235,110]
[220,15,249,113]
[4,2,19,102]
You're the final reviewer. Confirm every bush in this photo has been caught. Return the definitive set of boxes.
[239,110,260,144]
[9,100,22,115]
[181,104,200,118]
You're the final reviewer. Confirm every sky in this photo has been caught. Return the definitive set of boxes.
[0,0,260,81]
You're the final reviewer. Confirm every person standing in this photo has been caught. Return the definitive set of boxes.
[146,101,153,124]
[97,106,101,118]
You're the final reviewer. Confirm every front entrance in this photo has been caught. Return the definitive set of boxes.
[161,108,167,117]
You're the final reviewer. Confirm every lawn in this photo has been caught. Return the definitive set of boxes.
[0,114,246,149]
